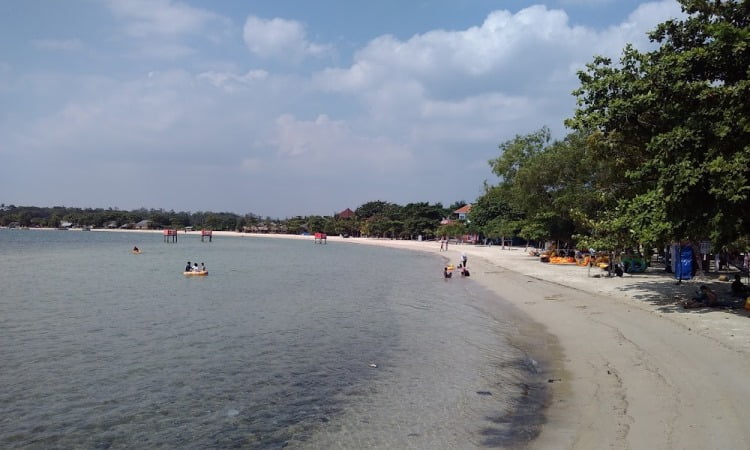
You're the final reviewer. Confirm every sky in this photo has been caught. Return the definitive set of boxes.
[0,0,684,218]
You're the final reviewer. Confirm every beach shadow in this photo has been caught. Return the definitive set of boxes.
[611,268,749,317]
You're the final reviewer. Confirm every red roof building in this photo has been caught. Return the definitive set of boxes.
[338,208,355,219]
[454,204,472,220]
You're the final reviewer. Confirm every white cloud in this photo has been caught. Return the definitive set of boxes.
[312,2,681,133]
[317,2,681,92]
[270,114,411,171]
[560,0,614,5]
[197,69,269,92]
[31,38,83,51]
[243,16,330,61]
[106,0,223,38]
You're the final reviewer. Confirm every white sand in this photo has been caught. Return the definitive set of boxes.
[103,229,750,448]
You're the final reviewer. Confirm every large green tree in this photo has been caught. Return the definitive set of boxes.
[568,0,750,248]
[487,127,600,245]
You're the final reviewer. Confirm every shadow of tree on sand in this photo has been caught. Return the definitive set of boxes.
[608,268,749,318]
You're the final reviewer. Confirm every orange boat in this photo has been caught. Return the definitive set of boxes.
[549,256,577,264]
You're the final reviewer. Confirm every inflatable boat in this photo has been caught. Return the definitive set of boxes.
[184,271,208,276]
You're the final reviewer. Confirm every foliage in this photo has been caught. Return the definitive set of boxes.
[0,199,453,240]
[483,127,604,245]
[567,0,750,248]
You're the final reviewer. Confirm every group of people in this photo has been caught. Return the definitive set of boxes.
[682,274,749,309]
[185,261,207,273]
[444,253,469,279]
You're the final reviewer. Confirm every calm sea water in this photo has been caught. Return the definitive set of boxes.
[0,229,549,449]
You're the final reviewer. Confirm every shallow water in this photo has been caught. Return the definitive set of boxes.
[0,229,549,449]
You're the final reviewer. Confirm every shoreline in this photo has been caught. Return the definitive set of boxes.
[325,236,750,449]
[24,228,750,447]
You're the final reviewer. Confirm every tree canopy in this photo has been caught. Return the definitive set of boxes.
[477,0,750,251]
[567,0,750,248]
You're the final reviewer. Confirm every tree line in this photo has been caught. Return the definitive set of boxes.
[0,201,468,241]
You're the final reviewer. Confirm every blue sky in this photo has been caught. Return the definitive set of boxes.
[0,0,683,218]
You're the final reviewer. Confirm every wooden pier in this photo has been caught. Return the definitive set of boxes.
[163,229,178,243]
[201,229,213,242]
[314,232,327,244]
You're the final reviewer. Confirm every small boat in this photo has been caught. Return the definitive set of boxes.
[132,250,142,254]
[184,271,208,276]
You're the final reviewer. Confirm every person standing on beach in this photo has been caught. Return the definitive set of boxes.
[461,252,467,268]
[440,239,445,251]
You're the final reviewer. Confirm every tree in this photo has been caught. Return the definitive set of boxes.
[401,202,445,239]
[356,201,398,220]
[469,184,517,230]
[487,128,592,245]
[568,0,750,248]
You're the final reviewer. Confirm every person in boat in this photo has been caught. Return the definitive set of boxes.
[133,246,139,252]
[193,262,201,272]
[185,261,192,272]
[200,262,207,272]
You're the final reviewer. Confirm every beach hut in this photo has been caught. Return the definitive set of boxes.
[135,220,152,230]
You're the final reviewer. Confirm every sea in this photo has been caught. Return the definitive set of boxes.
[0,229,551,449]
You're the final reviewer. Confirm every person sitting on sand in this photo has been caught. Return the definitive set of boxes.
[460,265,470,277]
[443,267,452,279]
[731,274,749,297]
[683,285,718,308]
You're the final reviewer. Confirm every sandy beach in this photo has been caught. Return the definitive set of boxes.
[101,229,750,448]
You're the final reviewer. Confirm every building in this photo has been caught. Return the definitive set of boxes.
[337,208,355,219]
[134,220,153,230]
[454,204,472,221]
